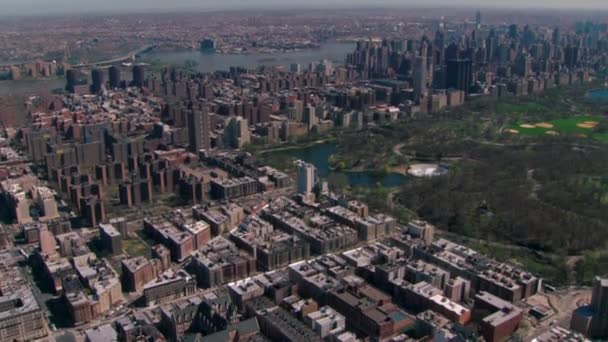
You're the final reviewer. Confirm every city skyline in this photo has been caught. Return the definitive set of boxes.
[2,0,608,16]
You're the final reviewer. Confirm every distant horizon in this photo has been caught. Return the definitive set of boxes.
[2,0,608,17]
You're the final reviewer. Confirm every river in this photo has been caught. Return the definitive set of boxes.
[0,43,355,96]
[0,78,65,96]
[0,42,354,96]
[263,141,408,187]
[141,42,355,73]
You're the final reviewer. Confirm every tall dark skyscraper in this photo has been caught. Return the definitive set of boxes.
[476,11,482,28]
[90,69,104,94]
[509,24,518,39]
[108,66,121,89]
[446,59,472,93]
[564,45,579,69]
[65,69,77,93]
[132,65,145,88]
[434,30,446,65]
[188,107,211,153]
[445,43,460,61]
[552,27,561,45]
[522,25,536,47]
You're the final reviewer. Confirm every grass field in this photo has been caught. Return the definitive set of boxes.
[123,238,151,258]
[507,115,604,139]
[497,102,549,116]
[593,133,608,143]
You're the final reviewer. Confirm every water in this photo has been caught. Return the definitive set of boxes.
[269,141,408,187]
[587,88,608,102]
[141,42,355,73]
[0,43,355,96]
[0,78,65,96]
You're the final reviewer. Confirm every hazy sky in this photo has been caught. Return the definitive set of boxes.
[1,0,608,16]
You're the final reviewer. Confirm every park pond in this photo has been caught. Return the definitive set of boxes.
[260,141,409,187]
[587,88,608,102]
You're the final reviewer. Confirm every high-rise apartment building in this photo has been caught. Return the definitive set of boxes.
[296,160,316,199]
[108,66,121,89]
[91,69,104,94]
[188,108,211,153]
[132,65,145,88]
[224,116,250,148]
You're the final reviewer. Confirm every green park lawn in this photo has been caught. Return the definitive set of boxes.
[497,102,548,116]
[507,115,605,140]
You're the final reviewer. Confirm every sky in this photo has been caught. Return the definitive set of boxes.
[1,0,608,16]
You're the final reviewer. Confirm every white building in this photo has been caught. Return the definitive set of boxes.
[224,116,250,148]
[306,306,346,338]
[296,160,316,199]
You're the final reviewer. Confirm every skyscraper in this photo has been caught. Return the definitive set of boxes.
[224,116,250,148]
[91,68,104,94]
[552,28,561,45]
[434,30,446,65]
[292,100,304,122]
[591,277,608,339]
[290,63,302,73]
[509,24,518,39]
[476,11,482,28]
[304,105,318,130]
[296,160,316,199]
[445,43,460,61]
[446,59,473,94]
[65,69,77,93]
[564,45,579,69]
[413,56,428,101]
[188,108,211,153]
[132,65,145,88]
[108,66,121,89]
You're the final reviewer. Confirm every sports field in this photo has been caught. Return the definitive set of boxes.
[506,115,604,139]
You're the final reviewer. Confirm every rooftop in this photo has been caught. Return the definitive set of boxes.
[84,324,117,342]
[0,252,43,322]
[99,223,121,237]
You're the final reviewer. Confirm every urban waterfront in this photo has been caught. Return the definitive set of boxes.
[0,43,355,96]
[0,78,64,96]
[141,42,355,73]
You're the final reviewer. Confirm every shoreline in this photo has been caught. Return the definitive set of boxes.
[257,138,337,155]
[141,40,350,57]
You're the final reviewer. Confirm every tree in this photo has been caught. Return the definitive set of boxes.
[327,173,349,192]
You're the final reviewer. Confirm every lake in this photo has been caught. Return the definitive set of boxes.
[268,141,408,187]
[141,42,355,73]
[587,88,608,102]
